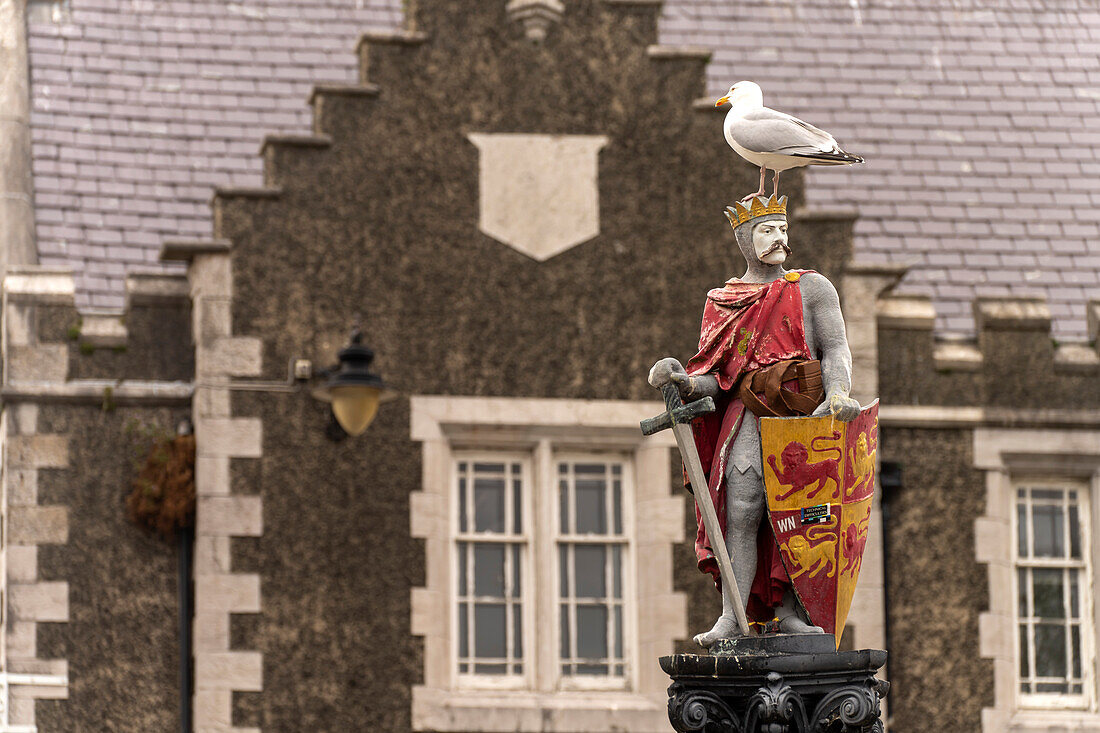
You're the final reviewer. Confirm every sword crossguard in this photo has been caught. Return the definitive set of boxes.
[639,383,716,436]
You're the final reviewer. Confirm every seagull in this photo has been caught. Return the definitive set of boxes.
[715,81,863,201]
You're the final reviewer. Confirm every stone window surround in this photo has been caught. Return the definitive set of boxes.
[409,396,686,733]
[976,427,1100,732]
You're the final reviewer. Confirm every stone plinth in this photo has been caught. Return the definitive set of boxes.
[661,635,888,732]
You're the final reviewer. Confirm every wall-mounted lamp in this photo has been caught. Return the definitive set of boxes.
[311,324,391,437]
[198,321,392,439]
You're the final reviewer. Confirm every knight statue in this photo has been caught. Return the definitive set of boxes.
[648,194,877,648]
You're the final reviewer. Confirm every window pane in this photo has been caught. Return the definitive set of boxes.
[574,545,607,598]
[576,477,608,534]
[474,544,505,597]
[1032,505,1064,557]
[1070,569,1079,617]
[512,545,522,597]
[1017,568,1028,617]
[1033,489,1063,501]
[474,477,506,533]
[559,477,569,533]
[559,545,569,597]
[474,462,504,474]
[458,542,468,596]
[459,477,468,532]
[1035,624,1067,678]
[576,605,609,659]
[459,603,469,657]
[1072,624,1082,678]
[1069,503,1080,559]
[513,604,523,658]
[513,478,523,533]
[614,606,623,658]
[474,603,506,658]
[1017,503,1027,557]
[1019,624,1029,678]
[1032,569,1065,619]
[613,480,622,535]
[560,604,570,658]
[612,546,622,599]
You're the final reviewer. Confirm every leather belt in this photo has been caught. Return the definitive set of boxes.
[736,359,824,418]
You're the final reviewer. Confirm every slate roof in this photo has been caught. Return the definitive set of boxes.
[26,0,1100,338]
[26,0,403,308]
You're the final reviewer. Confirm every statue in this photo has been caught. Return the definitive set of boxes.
[645,194,877,649]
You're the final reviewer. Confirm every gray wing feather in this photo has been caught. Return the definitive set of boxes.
[729,107,840,155]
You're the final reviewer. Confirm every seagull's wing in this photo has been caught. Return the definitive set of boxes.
[729,107,863,162]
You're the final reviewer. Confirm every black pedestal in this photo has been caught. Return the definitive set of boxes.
[660,634,888,732]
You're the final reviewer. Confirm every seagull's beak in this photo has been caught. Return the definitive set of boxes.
[715,95,730,107]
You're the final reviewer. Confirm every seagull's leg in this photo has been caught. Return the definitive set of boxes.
[772,170,781,198]
[741,166,768,201]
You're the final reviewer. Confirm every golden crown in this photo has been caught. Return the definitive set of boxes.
[724,194,788,228]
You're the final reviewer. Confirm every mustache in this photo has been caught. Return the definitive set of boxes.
[762,242,791,257]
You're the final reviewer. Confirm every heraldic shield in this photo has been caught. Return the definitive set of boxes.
[760,400,879,646]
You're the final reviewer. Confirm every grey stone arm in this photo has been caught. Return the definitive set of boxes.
[800,272,860,422]
[648,357,719,400]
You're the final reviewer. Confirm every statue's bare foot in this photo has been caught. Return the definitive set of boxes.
[776,614,824,634]
[693,614,743,648]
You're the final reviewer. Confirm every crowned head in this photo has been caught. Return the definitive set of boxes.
[724,195,790,266]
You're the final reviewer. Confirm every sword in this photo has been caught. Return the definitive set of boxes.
[641,382,752,637]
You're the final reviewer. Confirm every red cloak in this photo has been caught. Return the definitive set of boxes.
[684,270,814,622]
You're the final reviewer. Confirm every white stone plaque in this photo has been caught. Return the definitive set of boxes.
[467,133,609,261]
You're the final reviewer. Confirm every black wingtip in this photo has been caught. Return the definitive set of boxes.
[790,151,864,164]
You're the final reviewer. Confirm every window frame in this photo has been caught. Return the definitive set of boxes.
[452,453,533,691]
[410,396,685,733]
[552,452,636,693]
[449,447,638,693]
[973,426,1100,733]
[1011,477,1095,711]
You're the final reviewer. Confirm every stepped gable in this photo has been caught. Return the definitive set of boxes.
[170,0,860,728]
[877,291,1100,411]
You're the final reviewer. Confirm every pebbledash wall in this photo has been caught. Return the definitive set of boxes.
[0,266,194,731]
[0,3,1097,733]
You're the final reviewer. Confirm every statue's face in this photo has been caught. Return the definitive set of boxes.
[752,218,789,265]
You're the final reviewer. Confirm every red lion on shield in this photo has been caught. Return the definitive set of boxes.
[842,506,872,575]
[768,432,843,501]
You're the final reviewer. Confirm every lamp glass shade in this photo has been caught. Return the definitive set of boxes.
[330,384,382,437]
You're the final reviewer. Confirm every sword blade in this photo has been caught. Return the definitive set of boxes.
[671,421,752,637]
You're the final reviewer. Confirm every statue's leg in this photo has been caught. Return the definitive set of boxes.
[694,417,766,648]
[775,588,824,634]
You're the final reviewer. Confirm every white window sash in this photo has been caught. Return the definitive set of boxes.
[553,452,635,692]
[453,453,532,691]
[1012,478,1095,711]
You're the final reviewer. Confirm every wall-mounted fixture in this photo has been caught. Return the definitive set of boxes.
[198,320,392,440]
[311,324,391,437]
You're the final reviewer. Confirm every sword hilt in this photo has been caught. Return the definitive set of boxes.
[639,382,716,436]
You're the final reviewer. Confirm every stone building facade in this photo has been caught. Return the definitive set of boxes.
[0,1,1096,732]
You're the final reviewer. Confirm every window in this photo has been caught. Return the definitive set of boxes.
[1014,482,1092,707]
[557,460,628,685]
[974,426,1100,732]
[453,453,632,691]
[410,396,685,732]
[455,459,526,682]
